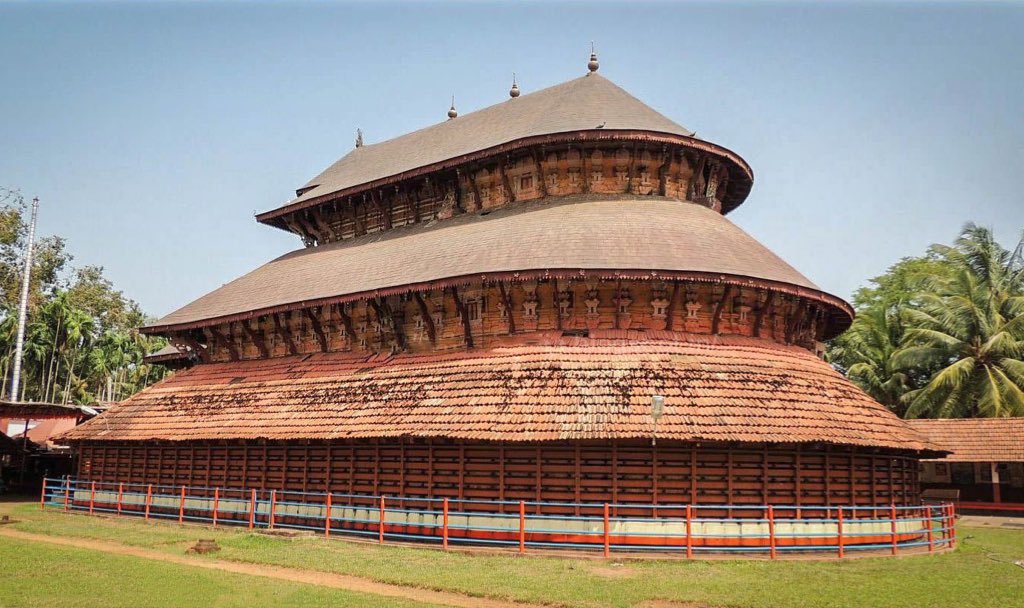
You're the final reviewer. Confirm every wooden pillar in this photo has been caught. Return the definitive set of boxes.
[574,444,582,515]
[458,443,465,501]
[373,444,380,496]
[427,439,434,497]
[690,446,698,505]
[761,446,769,507]
[611,442,619,506]
[534,446,541,513]
[824,452,832,507]
[848,452,856,507]
[326,444,333,494]
[347,445,355,497]
[652,443,660,506]
[724,449,731,517]
[991,462,1002,503]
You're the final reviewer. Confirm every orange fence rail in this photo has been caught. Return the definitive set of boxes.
[43,477,955,558]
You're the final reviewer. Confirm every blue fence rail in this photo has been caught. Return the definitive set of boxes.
[41,477,956,558]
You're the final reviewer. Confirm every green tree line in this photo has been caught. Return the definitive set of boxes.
[0,189,168,404]
[829,223,1024,419]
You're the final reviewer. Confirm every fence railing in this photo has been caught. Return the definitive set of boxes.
[41,477,955,558]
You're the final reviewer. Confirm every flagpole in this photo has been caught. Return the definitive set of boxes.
[10,196,39,404]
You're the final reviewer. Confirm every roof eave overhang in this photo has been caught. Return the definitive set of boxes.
[141,268,853,338]
[255,129,754,229]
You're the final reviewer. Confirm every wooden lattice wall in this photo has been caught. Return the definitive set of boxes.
[76,439,919,514]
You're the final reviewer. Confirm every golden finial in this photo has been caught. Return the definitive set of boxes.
[448,95,458,120]
[509,73,520,98]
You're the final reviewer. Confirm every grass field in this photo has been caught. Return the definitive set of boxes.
[0,535,438,608]
[2,500,1023,608]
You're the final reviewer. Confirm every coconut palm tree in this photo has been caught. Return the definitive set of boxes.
[836,306,915,414]
[895,224,1024,418]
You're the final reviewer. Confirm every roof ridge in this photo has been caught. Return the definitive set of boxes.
[352,74,601,153]
[269,73,696,215]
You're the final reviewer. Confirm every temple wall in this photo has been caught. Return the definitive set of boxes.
[76,439,920,512]
[191,279,828,363]
[309,145,723,243]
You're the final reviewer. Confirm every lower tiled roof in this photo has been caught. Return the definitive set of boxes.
[62,332,931,451]
[907,418,1024,462]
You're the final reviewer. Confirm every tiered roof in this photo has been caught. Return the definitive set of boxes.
[258,73,752,225]
[63,332,932,451]
[147,197,851,334]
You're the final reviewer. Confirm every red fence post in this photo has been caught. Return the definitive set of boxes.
[269,490,277,530]
[442,498,449,550]
[213,488,219,528]
[767,505,777,560]
[325,493,332,538]
[117,483,123,516]
[685,504,693,559]
[926,505,934,552]
[248,489,256,530]
[948,503,957,549]
[145,484,152,520]
[89,481,96,515]
[603,503,611,558]
[837,507,845,559]
[889,503,898,556]
[63,478,70,512]
[519,500,526,554]
[40,478,47,511]
[179,486,186,524]
[379,496,386,544]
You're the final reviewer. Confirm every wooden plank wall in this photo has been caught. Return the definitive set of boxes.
[76,440,919,515]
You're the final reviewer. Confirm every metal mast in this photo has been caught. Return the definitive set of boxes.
[10,196,39,403]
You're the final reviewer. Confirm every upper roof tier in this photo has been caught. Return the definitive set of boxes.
[146,196,851,335]
[257,73,754,225]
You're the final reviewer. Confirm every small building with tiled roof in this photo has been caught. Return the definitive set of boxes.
[61,56,938,541]
[909,418,1024,505]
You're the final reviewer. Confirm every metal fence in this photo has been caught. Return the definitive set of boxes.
[42,477,955,558]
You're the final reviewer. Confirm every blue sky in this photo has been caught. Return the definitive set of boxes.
[1,1,1022,318]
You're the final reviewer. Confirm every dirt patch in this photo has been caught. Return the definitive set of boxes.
[0,528,543,608]
[634,597,716,601]
[590,563,637,578]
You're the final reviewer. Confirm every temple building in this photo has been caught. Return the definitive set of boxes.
[63,56,936,519]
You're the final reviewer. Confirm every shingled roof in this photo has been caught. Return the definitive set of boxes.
[907,418,1024,462]
[61,332,933,452]
[146,196,850,333]
[257,73,752,222]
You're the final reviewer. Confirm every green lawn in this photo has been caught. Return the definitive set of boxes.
[3,501,1024,608]
[0,532,434,608]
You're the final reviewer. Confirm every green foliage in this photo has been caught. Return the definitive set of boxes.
[0,188,167,404]
[830,222,1024,418]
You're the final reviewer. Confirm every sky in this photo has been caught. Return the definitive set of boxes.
[1,1,1022,319]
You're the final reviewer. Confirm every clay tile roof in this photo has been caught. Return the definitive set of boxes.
[60,333,932,452]
[266,74,695,217]
[907,418,1024,462]
[146,197,847,333]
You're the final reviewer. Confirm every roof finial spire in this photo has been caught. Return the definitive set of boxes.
[587,41,599,74]
[448,95,458,120]
[509,73,520,99]
[355,128,364,148]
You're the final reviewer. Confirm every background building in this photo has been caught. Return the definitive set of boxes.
[911,418,1024,508]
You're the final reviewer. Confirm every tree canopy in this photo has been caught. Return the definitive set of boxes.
[829,223,1024,418]
[0,188,167,404]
